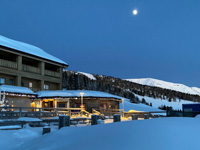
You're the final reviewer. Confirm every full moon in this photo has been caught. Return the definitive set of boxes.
[133,9,138,15]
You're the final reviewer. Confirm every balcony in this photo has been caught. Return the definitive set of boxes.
[22,64,40,74]
[0,59,17,69]
[45,70,60,78]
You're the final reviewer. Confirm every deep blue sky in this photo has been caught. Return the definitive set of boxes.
[0,0,200,87]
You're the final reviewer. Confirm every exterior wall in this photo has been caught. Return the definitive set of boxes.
[70,98,120,113]
[0,46,66,92]
[44,81,60,91]
[35,98,120,113]
[6,96,32,108]
[0,73,16,85]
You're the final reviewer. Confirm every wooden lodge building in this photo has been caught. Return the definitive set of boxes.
[0,35,122,113]
[34,90,122,113]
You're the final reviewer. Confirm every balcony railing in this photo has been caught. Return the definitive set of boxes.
[22,64,40,74]
[45,70,60,78]
[0,59,17,69]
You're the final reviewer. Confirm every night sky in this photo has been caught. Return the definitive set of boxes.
[0,0,200,87]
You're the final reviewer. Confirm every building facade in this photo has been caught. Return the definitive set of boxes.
[34,90,122,113]
[0,35,68,92]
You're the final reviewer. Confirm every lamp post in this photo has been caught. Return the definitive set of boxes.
[122,99,124,117]
[80,92,84,115]
[0,84,1,101]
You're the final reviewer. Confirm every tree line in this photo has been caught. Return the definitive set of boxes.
[62,71,200,104]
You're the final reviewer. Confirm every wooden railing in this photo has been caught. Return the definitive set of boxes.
[22,64,40,74]
[99,109,124,117]
[0,107,85,119]
[81,110,90,117]
[45,70,60,78]
[0,59,17,69]
[92,109,101,116]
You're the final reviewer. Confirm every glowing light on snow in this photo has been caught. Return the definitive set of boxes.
[133,9,138,15]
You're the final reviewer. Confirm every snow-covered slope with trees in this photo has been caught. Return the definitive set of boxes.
[126,78,200,96]
[78,72,96,80]
[136,94,197,110]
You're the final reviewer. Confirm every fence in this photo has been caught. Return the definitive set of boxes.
[0,107,84,119]
[167,110,200,117]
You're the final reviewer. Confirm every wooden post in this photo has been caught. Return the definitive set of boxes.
[39,108,41,119]
[132,114,138,120]
[144,114,149,119]
[59,115,70,129]
[55,108,58,116]
[91,115,98,125]
[42,126,51,135]
[19,107,22,118]
[113,114,121,122]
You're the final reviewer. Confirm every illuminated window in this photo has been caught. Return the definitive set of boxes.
[29,82,33,88]
[0,78,5,84]
[44,84,50,90]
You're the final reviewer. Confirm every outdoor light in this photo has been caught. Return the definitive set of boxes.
[0,85,1,101]
[122,99,124,117]
[80,92,84,111]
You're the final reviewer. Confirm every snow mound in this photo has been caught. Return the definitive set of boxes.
[18,117,200,150]
[126,78,200,96]
[120,99,162,112]
[18,117,42,122]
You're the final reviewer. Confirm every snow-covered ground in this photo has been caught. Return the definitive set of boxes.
[136,95,197,110]
[4,117,199,150]
[126,78,200,95]
[120,99,162,112]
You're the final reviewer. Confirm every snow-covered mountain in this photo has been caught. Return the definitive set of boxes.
[126,78,200,96]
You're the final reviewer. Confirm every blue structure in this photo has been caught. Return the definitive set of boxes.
[182,104,200,112]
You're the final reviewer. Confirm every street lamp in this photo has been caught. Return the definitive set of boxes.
[0,84,1,101]
[122,99,124,117]
[80,92,84,111]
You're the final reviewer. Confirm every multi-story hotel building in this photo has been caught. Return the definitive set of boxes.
[0,35,68,92]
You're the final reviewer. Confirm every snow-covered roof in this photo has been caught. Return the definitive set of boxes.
[36,90,122,100]
[0,85,36,95]
[0,35,68,66]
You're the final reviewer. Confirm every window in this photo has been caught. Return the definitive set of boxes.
[8,79,14,85]
[29,82,33,88]
[44,84,50,90]
[58,103,66,108]
[0,78,5,84]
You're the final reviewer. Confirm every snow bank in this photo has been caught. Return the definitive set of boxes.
[120,99,162,112]
[18,117,200,150]
[17,117,42,122]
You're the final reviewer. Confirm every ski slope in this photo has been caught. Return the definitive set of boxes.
[136,95,197,110]
[126,78,200,96]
